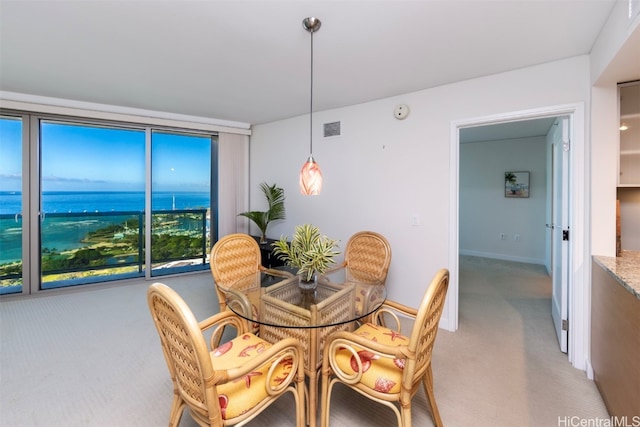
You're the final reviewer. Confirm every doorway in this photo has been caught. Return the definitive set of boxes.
[456,115,568,353]
[448,104,589,370]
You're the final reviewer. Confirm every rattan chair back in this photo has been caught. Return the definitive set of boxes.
[211,233,263,311]
[148,283,224,425]
[343,231,391,283]
[405,268,449,392]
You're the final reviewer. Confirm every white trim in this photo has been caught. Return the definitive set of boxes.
[568,103,589,372]
[585,359,595,380]
[448,124,460,332]
[0,91,252,135]
[450,103,589,372]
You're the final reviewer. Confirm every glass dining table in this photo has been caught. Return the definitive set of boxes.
[218,267,386,427]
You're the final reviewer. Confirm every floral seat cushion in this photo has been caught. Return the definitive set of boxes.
[211,333,293,420]
[332,322,407,394]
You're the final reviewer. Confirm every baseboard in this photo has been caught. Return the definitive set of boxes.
[438,313,454,332]
[459,249,545,266]
[585,358,594,380]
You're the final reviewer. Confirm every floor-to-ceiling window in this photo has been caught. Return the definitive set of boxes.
[0,112,217,295]
[150,130,211,276]
[39,120,146,288]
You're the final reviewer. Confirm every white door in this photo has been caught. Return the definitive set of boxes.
[551,118,570,353]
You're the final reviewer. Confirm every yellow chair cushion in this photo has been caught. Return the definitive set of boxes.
[211,333,293,420]
[333,323,408,394]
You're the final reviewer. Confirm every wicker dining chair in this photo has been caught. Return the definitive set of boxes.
[211,233,291,334]
[320,268,449,427]
[147,282,306,427]
[327,231,391,318]
[340,231,392,284]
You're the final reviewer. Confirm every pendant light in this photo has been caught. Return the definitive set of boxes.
[299,17,322,195]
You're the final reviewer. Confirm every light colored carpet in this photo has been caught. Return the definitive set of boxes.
[0,256,608,426]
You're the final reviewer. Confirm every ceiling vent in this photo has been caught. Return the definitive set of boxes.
[323,121,341,138]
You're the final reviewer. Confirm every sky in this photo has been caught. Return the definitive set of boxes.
[0,117,211,192]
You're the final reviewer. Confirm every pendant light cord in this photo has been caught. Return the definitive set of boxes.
[309,29,314,156]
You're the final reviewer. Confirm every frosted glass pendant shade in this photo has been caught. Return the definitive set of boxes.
[299,155,322,195]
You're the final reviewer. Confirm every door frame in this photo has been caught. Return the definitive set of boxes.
[448,103,590,372]
[550,117,570,353]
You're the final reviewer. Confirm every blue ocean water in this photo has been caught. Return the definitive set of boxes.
[0,191,209,214]
[0,191,210,264]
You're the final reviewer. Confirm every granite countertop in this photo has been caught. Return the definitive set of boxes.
[593,250,640,300]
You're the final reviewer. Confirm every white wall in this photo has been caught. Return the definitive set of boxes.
[250,55,591,329]
[459,137,547,264]
[245,4,636,371]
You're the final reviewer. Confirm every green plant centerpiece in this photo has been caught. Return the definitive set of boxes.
[238,182,286,243]
[272,224,340,289]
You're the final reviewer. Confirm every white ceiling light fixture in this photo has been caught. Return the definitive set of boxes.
[299,17,323,196]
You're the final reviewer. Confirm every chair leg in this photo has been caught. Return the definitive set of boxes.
[308,369,321,427]
[294,373,308,427]
[320,369,331,427]
[400,404,412,427]
[422,365,443,427]
[168,395,185,427]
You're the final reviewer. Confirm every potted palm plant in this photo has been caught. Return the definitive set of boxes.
[238,182,286,243]
[272,224,340,289]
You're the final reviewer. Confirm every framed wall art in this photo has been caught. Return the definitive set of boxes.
[505,171,529,198]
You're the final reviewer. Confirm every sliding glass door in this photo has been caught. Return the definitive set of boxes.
[39,121,146,288]
[150,130,212,276]
[0,112,217,295]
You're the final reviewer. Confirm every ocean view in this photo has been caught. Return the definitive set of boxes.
[0,119,214,289]
[0,191,210,264]
[0,190,210,215]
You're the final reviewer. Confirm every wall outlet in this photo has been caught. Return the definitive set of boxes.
[514,234,521,241]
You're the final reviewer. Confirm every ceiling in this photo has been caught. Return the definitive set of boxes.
[460,118,557,143]
[0,0,618,127]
